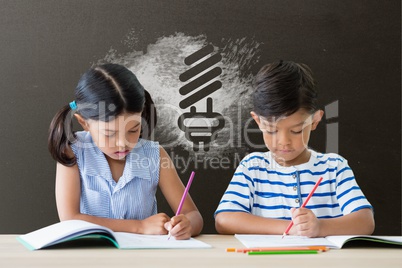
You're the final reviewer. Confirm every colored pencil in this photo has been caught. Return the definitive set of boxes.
[167,171,195,240]
[248,250,319,255]
[226,246,329,253]
[282,177,323,238]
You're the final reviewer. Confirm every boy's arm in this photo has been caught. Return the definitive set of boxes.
[215,211,291,234]
[216,208,374,236]
[321,157,375,237]
[291,207,374,237]
[316,208,374,236]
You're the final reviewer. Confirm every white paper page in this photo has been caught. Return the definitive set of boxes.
[113,233,212,249]
[235,234,338,248]
[18,220,113,249]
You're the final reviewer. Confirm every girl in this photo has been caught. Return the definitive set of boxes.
[48,63,203,240]
[214,60,374,237]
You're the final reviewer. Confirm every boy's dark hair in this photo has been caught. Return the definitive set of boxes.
[253,60,318,119]
[48,63,157,166]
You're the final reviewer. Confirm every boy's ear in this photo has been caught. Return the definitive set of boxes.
[74,114,89,131]
[250,111,261,127]
[311,110,324,130]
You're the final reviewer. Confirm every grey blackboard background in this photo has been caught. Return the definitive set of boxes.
[0,0,400,235]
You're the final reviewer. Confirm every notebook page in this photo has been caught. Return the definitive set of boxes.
[113,232,211,249]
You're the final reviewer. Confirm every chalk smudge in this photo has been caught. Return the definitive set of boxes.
[96,32,261,156]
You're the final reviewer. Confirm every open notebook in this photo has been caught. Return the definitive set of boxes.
[235,234,402,249]
[17,220,211,250]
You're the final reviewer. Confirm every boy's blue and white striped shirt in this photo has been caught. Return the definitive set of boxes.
[71,131,160,220]
[215,150,372,220]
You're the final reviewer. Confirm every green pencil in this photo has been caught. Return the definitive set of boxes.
[248,250,318,255]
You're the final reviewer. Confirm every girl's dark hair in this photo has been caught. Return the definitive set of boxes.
[48,63,157,166]
[253,60,318,120]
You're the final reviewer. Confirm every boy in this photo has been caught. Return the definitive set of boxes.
[214,60,374,237]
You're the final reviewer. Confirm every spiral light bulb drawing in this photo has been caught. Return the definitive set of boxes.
[177,44,225,151]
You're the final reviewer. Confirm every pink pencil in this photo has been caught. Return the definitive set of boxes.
[167,171,195,240]
[176,171,195,215]
[282,177,323,238]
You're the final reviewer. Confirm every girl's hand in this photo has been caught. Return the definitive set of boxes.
[290,207,321,237]
[164,214,192,240]
[139,213,171,235]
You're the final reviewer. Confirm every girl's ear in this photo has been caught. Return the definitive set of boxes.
[250,111,261,128]
[311,110,324,130]
[74,114,90,131]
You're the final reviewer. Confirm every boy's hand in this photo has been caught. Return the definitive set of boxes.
[290,207,321,237]
[164,214,191,240]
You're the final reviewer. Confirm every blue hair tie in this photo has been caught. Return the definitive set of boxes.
[69,101,77,110]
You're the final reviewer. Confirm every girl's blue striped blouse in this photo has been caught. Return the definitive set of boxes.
[71,131,160,220]
[215,150,373,220]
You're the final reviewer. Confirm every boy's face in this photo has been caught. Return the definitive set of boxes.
[251,109,323,166]
[76,112,142,161]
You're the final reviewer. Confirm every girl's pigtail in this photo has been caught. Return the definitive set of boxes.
[140,89,157,140]
[48,105,77,166]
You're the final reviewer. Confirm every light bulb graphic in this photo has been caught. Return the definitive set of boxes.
[178,44,225,151]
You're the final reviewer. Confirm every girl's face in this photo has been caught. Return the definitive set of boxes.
[251,109,323,166]
[78,112,142,161]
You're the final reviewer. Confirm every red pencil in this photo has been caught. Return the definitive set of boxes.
[282,177,323,238]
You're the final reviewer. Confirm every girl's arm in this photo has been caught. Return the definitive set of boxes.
[55,161,170,235]
[158,147,203,239]
[215,212,291,234]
